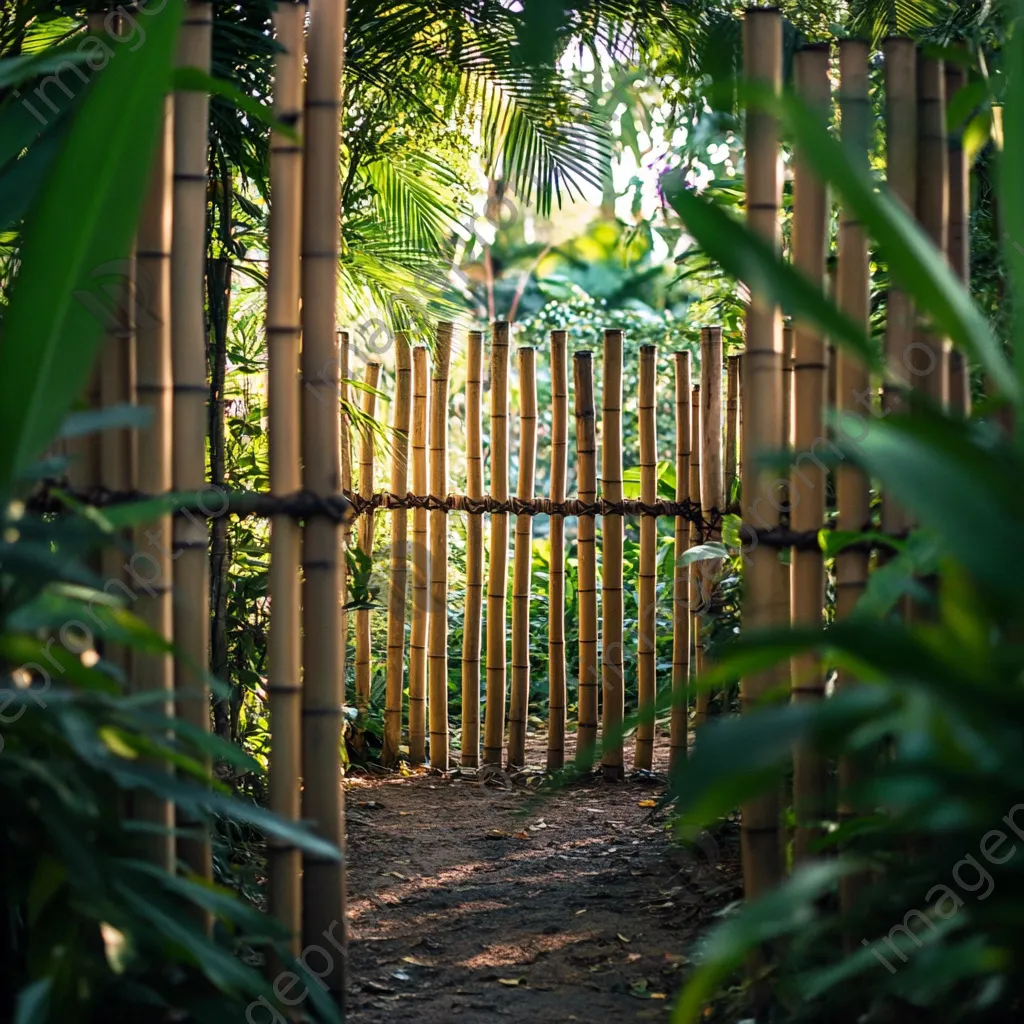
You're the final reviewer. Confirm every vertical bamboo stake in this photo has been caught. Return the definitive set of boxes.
[383,335,412,765]
[409,347,430,763]
[354,361,380,717]
[725,354,740,501]
[574,352,599,765]
[689,384,704,725]
[300,0,347,1000]
[601,329,625,779]
[780,323,794,640]
[483,323,510,765]
[508,347,537,768]
[461,331,485,768]
[635,345,658,772]
[740,6,784,899]
[837,38,873,911]
[265,0,305,950]
[669,352,692,773]
[790,43,830,866]
[134,76,174,873]
[946,60,971,417]
[916,54,950,407]
[882,38,916,543]
[339,331,352,700]
[547,332,569,771]
[428,323,453,770]
[172,0,213,898]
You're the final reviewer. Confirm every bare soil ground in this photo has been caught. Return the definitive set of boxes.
[345,729,740,1023]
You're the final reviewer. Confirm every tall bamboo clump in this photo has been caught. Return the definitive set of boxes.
[882,38,916,541]
[171,0,214,895]
[299,0,347,999]
[409,347,430,762]
[547,332,569,771]
[688,383,703,721]
[725,354,740,499]
[265,0,305,949]
[697,327,724,725]
[354,361,381,718]
[428,323,453,770]
[133,40,175,872]
[946,60,971,416]
[383,335,412,765]
[508,347,538,768]
[483,323,511,765]
[601,329,625,779]
[836,38,872,911]
[573,352,599,765]
[739,7,784,897]
[789,43,831,866]
[916,54,950,407]
[461,331,485,768]
[669,352,692,772]
[635,345,659,771]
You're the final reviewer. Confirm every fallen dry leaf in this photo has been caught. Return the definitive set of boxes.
[638,799,657,808]
[497,977,526,987]
[625,953,642,963]
[617,933,631,944]
[574,909,587,916]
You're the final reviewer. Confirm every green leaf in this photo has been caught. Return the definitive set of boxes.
[173,66,298,140]
[60,403,153,439]
[1001,0,1024,403]
[0,3,182,486]
[676,541,729,568]
[13,979,51,1024]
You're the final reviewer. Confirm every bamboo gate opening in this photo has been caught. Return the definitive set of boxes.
[54,2,981,1011]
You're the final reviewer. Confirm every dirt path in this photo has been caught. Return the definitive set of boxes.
[345,733,739,1023]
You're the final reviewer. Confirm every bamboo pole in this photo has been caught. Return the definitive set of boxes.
[265,0,305,950]
[483,323,511,766]
[428,322,454,770]
[915,54,950,407]
[339,331,352,706]
[946,60,971,417]
[354,361,381,718]
[299,0,347,1001]
[547,331,569,771]
[635,345,659,771]
[601,329,625,779]
[669,352,692,773]
[739,6,784,899]
[574,352,599,766]
[461,331,485,768]
[836,38,872,912]
[383,335,412,765]
[171,0,213,899]
[508,347,538,768]
[790,43,830,866]
[133,74,174,873]
[689,383,703,726]
[725,353,740,500]
[882,38,916,541]
[409,347,430,763]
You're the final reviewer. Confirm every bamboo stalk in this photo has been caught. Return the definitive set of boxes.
[740,5,784,899]
[915,53,950,407]
[508,346,538,768]
[635,344,659,772]
[790,43,831,866]
[171,0,213,901]
[133,77,174,873]
[689,383,703,725]
[354,361,381,718]
[483,323,511,765]
[265,0,305,951]
[725,354,740,501]
[547,331,569,771]
[574,352,599,766]
[946,60,971,417]
[882,38,916,539]
[383,335,412,765]
[461,331,485,768]
[669,352,692,773]
[339,330,352,707]
[409,346,430,763]
[836,38,873,912]
[428,323,454,770]
[299,0,348,1000]
[601,329,625,779]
